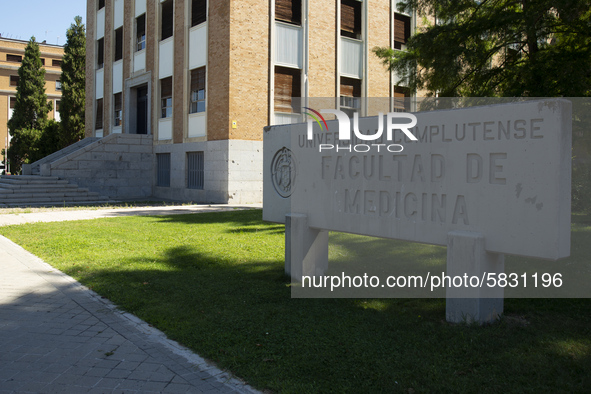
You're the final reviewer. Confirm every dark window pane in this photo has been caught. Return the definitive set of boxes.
[341,0,361,39]
[191,0,207,27]
[6,54,22,63]
[95,99,104,130]
[115,27,123,61]
[394,13,411,49]
[161,0,174,41]
[276,0,301,25]
[157,153,171,187]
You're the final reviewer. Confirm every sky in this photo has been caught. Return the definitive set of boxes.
[0,0,87,46]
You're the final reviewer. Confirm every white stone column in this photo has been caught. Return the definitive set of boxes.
[285,213,329,281]
[446,231,505,324]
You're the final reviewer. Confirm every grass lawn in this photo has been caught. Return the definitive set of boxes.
[1,209,590,393]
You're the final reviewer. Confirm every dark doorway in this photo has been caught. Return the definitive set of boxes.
[136,86,148,135]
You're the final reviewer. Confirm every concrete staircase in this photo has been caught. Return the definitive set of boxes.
[0,175,111,207]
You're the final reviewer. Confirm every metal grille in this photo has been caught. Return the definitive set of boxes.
[157,153,171,187]
[187,152,204,190]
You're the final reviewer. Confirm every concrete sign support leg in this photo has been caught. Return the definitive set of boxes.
[285,213,329,281]
[446,231,505,324]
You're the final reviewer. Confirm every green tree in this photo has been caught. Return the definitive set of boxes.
[373,0,591,97]
[7,37,52,173]
[59,16,86,147]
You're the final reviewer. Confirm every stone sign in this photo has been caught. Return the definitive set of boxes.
[263,99,572,323]
[265,99,571,260]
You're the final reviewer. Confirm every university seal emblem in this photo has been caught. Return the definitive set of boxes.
[271,147,296,198]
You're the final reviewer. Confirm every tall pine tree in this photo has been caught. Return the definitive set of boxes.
[7,37,52,173]
[59,16,86,147]
[373,0,591,97]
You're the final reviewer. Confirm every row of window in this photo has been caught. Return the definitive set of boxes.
[276,0,410,47]
[5,54,62,67]
[94,66,206,131]
[274,67,410,116]
[95,93,122,130]
[96,0,206,69]
[156,152,204,189]
[8,96,61,113]
[8,75,61,90]
[159,66,206,120]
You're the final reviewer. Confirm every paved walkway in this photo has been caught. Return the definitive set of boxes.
[0,205,261,393]
[0,204,262,227]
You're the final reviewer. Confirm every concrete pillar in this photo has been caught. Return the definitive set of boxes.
[285,213,329,281]
[446,231,505,324]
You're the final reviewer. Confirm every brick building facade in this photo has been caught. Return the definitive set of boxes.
[0,37,64,173]
[86,0,414,203]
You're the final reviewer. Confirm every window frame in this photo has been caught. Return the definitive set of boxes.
[274,66,302,114]
[136,14,146,52]
[114,93,123,127]
[191,0,207,27]
[9,75,19,87]
[160,77,173,119]
[341,0,362,40]
[95,98,104,130]
[161,0,174,41]
[157,153,171,187]
[189,67,206,114]
[114,27,124,62]
[187,151,205,190]
[97,38,105,69]
[275,0,302,26]
[6,54,22,63]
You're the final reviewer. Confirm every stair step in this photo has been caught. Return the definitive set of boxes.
[0,175,60,181]
[0,179,70,185]
[0,191,98,200]
[0,195,105,204]
[0,200,114,208]
[0,184,79,191]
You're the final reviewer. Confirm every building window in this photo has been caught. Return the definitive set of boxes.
[10,97,16,109]
[275,0,301,25]
[157,153,171,187]
[98,0,105,10]
[97,38,104,69]
[393,86,411,112]
[136,14,146,51]
[115,27,123,61]
[394,13,411,50]
[187,152,204,189]
[191,0,207,27]
[340,76,362,117]
[6,54,22,63]
[114,93,122,126]
[274,66,301,113]
[161,0,174,41]
[189,67,206,114]
[95,99,104,130]
[160,77,173,118]
[341,0,362,40]
[56,80,62,91]
[52,59,62,67]
[41,58,45,66]
[9,75,19,87]
[56,100,61,112]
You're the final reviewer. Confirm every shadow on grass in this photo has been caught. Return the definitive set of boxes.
[68,244,591,393]
[2,209,590,392]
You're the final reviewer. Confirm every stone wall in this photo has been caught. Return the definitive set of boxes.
[41,134,153,199]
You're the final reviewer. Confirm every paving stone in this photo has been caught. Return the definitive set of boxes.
[0,222,259,394]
